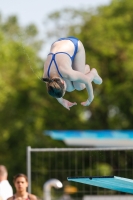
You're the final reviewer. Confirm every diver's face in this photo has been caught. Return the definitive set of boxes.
[61,80,67,96]
[62,80,66,89]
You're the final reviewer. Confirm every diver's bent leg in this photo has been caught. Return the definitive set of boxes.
[85,64,91,74]
[73,82,86,91]
[86,68,102,85]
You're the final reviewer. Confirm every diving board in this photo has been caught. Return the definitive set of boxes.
[67,176,133,194]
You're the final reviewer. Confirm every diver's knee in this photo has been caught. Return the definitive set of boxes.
[73,83,85,91]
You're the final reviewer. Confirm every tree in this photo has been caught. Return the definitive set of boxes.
[0,14,66,192]
[44,0,133,129]
[1,0,133,196]
[79,0,133,129]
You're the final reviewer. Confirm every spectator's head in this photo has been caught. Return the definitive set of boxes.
[13,173,28,192]
[0,165,8,181]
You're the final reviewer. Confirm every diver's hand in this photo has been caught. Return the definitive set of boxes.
[57,98,77,110]
[63,99,77,110]
[81,97,94,106]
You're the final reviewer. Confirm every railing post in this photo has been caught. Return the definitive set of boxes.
[27,146,31,193]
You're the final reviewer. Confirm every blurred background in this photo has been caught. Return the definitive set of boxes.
[0,0,133,199]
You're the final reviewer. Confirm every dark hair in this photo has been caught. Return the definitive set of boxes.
[13,173,28,183]
[42,77,65,98]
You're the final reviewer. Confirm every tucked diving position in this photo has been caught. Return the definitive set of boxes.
[42,36,102,110]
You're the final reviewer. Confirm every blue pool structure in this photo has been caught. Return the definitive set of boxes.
[45,130,133,147]
[67,176,133,194]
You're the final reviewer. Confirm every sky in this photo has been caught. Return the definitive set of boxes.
[0,0,111,57]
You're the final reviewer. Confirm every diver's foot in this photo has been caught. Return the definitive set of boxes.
[92,68,102,85]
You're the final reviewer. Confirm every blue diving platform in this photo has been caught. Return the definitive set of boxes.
[67,176,133,194]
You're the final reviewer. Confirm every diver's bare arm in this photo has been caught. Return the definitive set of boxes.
[65,70,94,106]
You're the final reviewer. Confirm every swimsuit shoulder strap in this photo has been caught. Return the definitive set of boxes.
[47,53,54,78]
[47,53,63,78]
[12,195,30,200]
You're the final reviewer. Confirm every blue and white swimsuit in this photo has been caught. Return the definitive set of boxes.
[47,36,79,78]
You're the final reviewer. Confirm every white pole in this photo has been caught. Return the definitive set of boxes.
[27,146,31,193]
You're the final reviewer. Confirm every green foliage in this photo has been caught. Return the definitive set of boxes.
[0,14,66,194]
[0,0,133,196]
[80,0,133,129]
[85,163,113,176]
[44,0,133,129]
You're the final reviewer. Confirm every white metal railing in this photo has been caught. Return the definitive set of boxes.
[26,146,133,194]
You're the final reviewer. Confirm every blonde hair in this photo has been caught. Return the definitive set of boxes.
[42,77,65,98]
[0,165,8,177]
